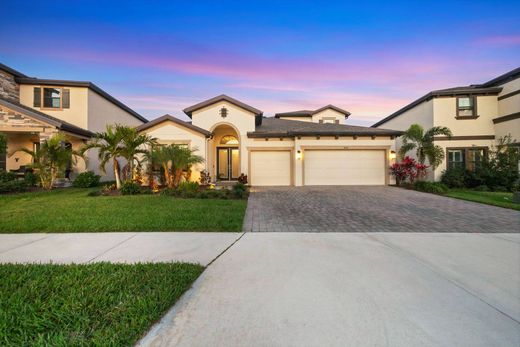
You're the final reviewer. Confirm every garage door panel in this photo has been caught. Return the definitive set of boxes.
[304,150,385,185]
[251,151,291,186]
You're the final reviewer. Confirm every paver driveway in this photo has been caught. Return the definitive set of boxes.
[243,186,519,232]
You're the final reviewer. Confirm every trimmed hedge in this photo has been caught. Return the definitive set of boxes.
[413,181,449,194]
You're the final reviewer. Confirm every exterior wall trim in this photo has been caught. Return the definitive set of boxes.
[433,135,495,141]
[497,89,520,101]
[492,112,520,124]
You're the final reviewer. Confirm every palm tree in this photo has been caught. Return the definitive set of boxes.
[12,133,83,189]
[171,145,204,187]
[117,126,156,181]
[398,123,452,169]
[81,124,127,189]
[148,144,204,188]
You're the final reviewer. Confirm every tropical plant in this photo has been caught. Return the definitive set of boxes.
[390,156,428,186]
[399,124,452,169]
[11,133,83,189]
[147,145,204,189]
[82,124,155,189]
[117,126,156,181]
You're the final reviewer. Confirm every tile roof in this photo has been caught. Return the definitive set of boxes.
[136,114,211,136]
[0,97,94,138]
[249,117,402,138]
[275,105,351,118]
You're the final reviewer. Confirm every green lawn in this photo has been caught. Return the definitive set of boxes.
[0,188,247,233]
[0,262,204,346]
[445,189,520,211]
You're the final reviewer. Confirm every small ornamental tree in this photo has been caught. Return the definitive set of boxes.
[390,156,429,186]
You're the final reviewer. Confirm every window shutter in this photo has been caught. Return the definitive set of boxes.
[33,88,41,107]
[62,89,70,108]
[319,119,323,124]
[335,120,339,124]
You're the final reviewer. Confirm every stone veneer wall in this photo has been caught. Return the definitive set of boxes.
[0,70,20,102]
[0,104,58,142]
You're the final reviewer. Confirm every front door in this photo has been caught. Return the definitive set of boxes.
[217,147,239,180]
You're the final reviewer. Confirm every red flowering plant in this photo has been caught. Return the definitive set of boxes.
[390,156,429,186]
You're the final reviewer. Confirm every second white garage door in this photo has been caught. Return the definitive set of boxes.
[250,150,291,186]
[304,150,386,185]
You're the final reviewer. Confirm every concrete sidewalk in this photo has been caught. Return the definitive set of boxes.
[0,232,241,266]
[140,232,520,347]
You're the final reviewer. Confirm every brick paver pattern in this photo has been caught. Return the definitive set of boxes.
[243,186,520,232]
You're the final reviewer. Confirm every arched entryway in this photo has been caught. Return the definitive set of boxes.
[211,124,240,181]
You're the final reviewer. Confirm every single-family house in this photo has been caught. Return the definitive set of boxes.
[0,63,147,179]
[137,95,402,186]
[372,67,520,181]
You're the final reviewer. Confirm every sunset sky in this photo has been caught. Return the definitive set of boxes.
[1,1,519,126]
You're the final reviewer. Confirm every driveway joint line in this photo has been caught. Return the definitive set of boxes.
[86,233,139,263]
[364,232,520,326]
[0,234,51,255]
[206,232,246,267]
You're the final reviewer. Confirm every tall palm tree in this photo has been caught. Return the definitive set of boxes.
[81,124,126,189]
[117,126,156,181]
[148,144,204,188]
[398,123,452,169]
[12,133,83,189]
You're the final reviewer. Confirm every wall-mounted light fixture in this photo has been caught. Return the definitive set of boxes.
[389,150,396,160]
[296,150,302,160]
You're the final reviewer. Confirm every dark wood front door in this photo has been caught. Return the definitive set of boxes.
[217,147,239,180]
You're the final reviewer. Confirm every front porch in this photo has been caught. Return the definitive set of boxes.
[0,97,92,178]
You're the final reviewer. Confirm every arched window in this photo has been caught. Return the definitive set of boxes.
[220,135,239,145]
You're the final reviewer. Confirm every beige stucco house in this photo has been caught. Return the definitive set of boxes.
[372,67,520,181]
[138,95,402,186]
[0,63,147,179]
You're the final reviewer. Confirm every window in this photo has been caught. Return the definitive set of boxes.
[447,148,487,171]
[457,96,475,118]
[466,148,485,171]
[33,87,70,109]
[448,149,465,169]
[220,135,239,145]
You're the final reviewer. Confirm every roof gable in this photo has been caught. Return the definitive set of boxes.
[183,94,263,118]
[137,114,211,136]
[275,105,350,118]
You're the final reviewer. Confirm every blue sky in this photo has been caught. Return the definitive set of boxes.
[1,1,519,125]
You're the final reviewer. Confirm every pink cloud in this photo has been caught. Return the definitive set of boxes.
[476,35,520,47]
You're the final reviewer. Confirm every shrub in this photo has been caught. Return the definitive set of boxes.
[413,181,448,194]
[0,170,16,183]
[474,185,489,192]
[390,156,428,185]
[177,181,199,194]
[73,171,101,188]
[24,172,39,187]
[120,181,141,195]
[87,190,103,197]
[0,180,28,194]
[441,167,466,188]
[232,182,248,199]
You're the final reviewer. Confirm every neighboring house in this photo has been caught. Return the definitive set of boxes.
[372,67,520,181]
[0,63,147,179]
[137,94,401,186]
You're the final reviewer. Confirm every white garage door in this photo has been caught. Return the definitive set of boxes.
[250,151,291,186]
[304,150,385,185]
